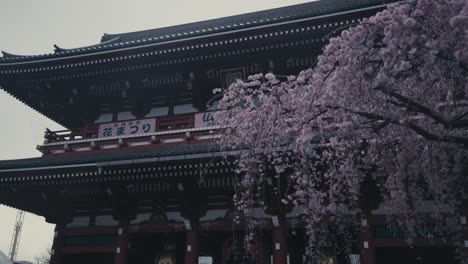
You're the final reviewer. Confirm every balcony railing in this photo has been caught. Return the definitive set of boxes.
[38,112,220,155]
[44,113,197,143]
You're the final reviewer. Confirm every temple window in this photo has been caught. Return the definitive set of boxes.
[173,104,197,114]
[94,113,113,124]
[95,215,118,226]
[145,106,169,118]
[66,216,90,228]
[117,111,136,121]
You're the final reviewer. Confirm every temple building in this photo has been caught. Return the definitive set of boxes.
[0,0,462,263]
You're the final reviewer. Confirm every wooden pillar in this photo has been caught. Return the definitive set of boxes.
[461,210,468,261]
[289,253,302,264]
[272,222,287,264]
[111,187,136,264]
[359,218,375,264]
[185,228,199,264]
[255,238,264,264]
[115,222,129,264]
[288,237,303,264]
[49,225,64,264]
[180,180,205,264]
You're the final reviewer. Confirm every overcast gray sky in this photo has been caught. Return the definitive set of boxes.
[0,0,313,261]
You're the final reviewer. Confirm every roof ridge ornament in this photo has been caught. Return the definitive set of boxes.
[1,51,29,58]
[53,37,121,53]
[101,33,120,43]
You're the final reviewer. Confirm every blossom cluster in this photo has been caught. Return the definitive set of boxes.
[217,0,468,259]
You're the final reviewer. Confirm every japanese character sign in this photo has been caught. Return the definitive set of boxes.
[194,112,217,128]
[98,118,156,138]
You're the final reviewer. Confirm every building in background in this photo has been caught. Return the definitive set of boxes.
[0,251,29,264]
[0,251,12,264]
[0,1,457,263]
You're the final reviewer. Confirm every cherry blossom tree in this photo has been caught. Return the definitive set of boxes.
[217,0,468,258]
[34,249,51,264]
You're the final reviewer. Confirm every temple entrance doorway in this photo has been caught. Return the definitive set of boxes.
[129,233,185,264]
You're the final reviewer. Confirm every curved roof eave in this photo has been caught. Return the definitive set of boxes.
[0,0,395,66]
[0,142,220,171]
[53,37,120,52]
[1,51,31,58]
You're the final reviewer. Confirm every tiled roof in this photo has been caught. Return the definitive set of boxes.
[100,0,391,43]
[0,143,220,171]
[0,0,396,64]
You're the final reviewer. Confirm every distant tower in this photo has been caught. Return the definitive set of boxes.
[8,210,25,261]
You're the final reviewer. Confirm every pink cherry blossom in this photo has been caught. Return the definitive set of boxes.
[217,0,468,259]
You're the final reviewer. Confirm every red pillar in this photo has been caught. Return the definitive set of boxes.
[185,229,199,264]
[49,225,64,264]
[115,223,129,264]
[255,238,264,264]
[359,218,375,264]
[272,224,287,264]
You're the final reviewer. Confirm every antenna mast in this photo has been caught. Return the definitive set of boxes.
[8,210,25,261]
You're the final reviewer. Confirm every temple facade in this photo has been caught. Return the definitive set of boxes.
[0,1,463,263]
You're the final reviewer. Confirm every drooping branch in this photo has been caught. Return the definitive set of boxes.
[348,108,468,145]
[218,0,468,258]
[375,85,468,128]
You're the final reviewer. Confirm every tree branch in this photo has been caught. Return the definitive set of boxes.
[375,85,468,128]
[344,108,468,145]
